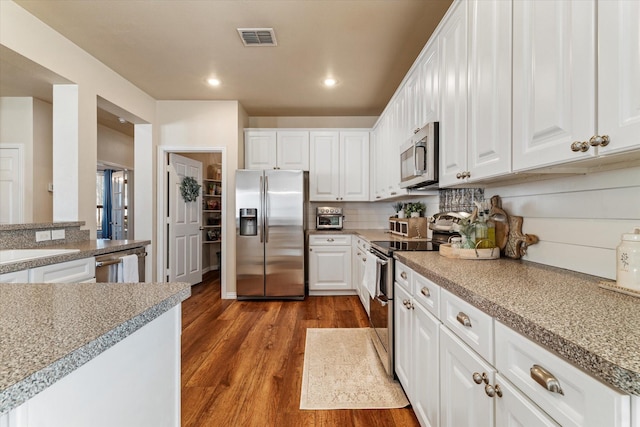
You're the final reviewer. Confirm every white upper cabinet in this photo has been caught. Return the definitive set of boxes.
[245,130,277,170]
[597,0,640,155]
[309,131,369,202]
[245,130,309,171]
[420,41,440,126]
[512,0,597,171]
[466,0,512,182]
[438,0,469,187]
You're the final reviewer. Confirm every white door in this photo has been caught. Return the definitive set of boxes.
[168,153,202,285]
[339,131,369,201]
[276,131,309,170]
[495,374,560,427]
[512,0,596,171]
[0,147,23,224]
[413,302,441,427]
[393,285,413,398]
[598,0,640,155]
[309,131,340,201]
[440,326,495,427]
[111,170,125,240]
[307,245,351,291]
[245,131,277,170]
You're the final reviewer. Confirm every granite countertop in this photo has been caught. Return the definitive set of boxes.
[0,280,191,414]
[0,239,151,274]
[308,228,429,242]
[394,251,640,396]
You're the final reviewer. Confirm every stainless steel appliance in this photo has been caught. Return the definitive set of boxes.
[400,122,439,189]
[316,206,343,230]
[367,240,439,378]
[95,248,146,282]
[235,169,305,300]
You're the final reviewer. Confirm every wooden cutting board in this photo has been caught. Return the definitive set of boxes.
[489,195,509,251]
[504,215,539,259]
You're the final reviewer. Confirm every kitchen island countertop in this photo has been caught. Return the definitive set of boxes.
[0,239,151,275]
[0,280,191,414]
[394,251,640,396]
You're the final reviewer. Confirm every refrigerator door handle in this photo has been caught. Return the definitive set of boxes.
[259,175,264,243]
[264,175,269,243]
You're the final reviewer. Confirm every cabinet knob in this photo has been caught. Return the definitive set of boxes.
[456,172,462,179]
[570,141,589,152]
[456,312,472,327]
[589,134,610,147]
[420,287,430,297]
[472,372,489,385]
[485,384,502,398]
[400,271,408,280]
[327,238,334,242]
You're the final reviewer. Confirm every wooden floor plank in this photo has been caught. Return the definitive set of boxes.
[182,274,420,427]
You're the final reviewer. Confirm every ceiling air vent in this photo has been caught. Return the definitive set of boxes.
[237,28,277,46]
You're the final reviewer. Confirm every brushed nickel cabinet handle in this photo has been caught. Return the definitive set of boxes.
[485,384,496,397]
[400,271,407,280]
[420,287,430,297]
[494,384,503,398]
[530,364,564,395]
[456,312,472,327]
[472,372,483,384]
[327,238,334,242]
[456,172,462,179]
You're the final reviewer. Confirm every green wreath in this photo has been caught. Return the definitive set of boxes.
[180,176,201,202]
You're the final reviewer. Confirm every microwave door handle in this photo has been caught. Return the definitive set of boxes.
[415,142,427,175]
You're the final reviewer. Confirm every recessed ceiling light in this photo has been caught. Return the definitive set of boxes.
[323,78,337,87]
[207,78,221,87]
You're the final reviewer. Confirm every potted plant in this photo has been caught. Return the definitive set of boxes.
[391,202,405,218]
[405,202,425,218]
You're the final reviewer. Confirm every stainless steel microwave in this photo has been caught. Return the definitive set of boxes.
[399,122,439,189]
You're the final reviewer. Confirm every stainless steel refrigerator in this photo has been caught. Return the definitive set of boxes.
[235,169,305,300]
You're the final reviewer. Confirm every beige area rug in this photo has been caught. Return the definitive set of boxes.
[300,328,409,410]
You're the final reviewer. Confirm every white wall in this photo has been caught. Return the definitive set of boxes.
[0,96,53,223]
[486,166,640,280]
[248,116,377,129]
[97,124,134,169]
[1,0,156,241]
[156,100,245,297]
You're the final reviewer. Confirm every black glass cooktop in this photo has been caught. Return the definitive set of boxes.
[371,240,438,255]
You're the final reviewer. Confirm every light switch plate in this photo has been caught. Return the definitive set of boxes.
[51,229,65,240]
[35,230,51,242]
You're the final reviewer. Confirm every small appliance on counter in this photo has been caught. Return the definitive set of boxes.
[428,211,471,246]
[316,206,343,230]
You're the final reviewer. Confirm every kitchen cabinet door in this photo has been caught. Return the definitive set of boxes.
[276,131,309,170]
[438,0,469,186]
[512,0,596,171]
[308,244,351,292]
[597,0,640,155]
[419,40,439,126]
[29,258,95,283]
[245,130,277,170]
[394,283,413,397]
[339,131,369,201]
[495,374,560,427]
[0,269,29,283]
[440,326,495,427]
[466,0,511,182]
[413,301,440,427]
[309,132,341,201]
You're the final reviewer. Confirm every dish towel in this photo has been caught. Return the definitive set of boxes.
[363,251,379,298]
[117,254,139,283]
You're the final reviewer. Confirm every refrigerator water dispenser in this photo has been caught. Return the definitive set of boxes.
[239,208,257,236]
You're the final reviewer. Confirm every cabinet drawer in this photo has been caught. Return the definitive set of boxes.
[440,288,494,364]
[29,258,95,283]
[412,273,439,318]
[308,234,352,246]
[495,321,630,427]
[355,236,370,251]
[0,269,29,283]
[394,260,411,293]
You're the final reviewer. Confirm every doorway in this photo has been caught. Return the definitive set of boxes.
[157,147,227,294]
[96,165,133,240]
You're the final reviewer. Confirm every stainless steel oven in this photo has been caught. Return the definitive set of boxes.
[367,245,394,378]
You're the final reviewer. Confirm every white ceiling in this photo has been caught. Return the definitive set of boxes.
[4,0,452,117]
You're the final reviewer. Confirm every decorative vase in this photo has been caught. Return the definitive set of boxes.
[397,211,405,219]
[411,212,420,218]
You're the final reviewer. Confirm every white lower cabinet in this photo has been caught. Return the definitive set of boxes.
[352,237,370,314]
[494,373,559,427]
[395,262,633,427]
[440,326,495,427]
[29,258,95,283]
[308,235,352,294]
[0,269,29,283]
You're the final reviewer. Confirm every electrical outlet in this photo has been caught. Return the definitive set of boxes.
[35,230,51,242]
[51,229,66,240]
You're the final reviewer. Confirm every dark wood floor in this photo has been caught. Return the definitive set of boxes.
[181,272,420,427]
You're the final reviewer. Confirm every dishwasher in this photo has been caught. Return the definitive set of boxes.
[95,248,146,282]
